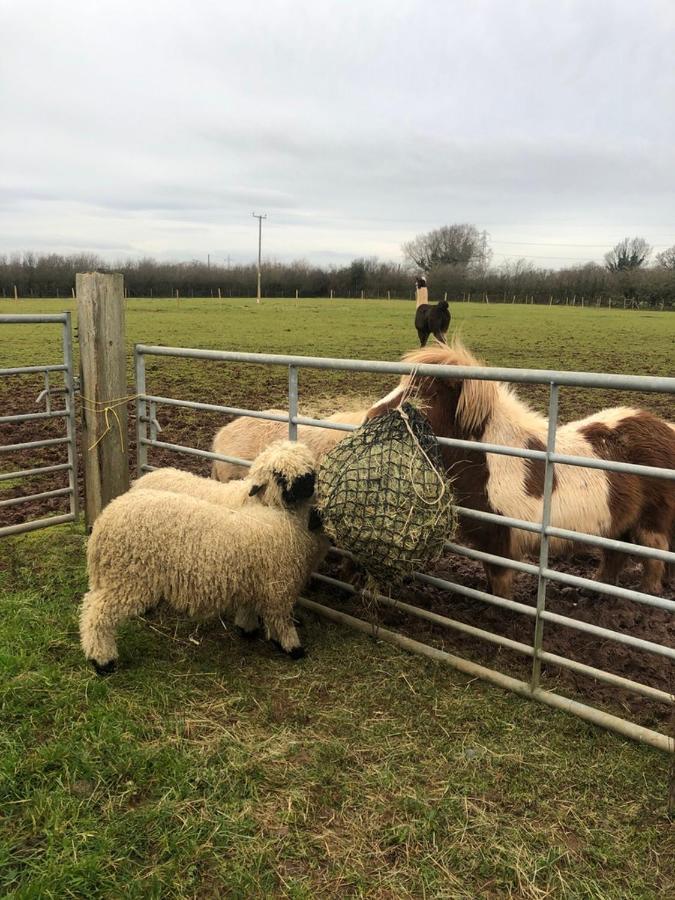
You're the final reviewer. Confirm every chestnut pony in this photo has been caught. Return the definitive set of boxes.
[366,339,675,599]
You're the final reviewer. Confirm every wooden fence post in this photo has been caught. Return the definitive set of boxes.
[13,285,18,300]
[76,272,130,529]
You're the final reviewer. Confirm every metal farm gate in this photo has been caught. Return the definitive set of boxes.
[134,344,675,753]
[0,313,79,536]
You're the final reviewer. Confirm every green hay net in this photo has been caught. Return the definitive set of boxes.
[316,403,457,586]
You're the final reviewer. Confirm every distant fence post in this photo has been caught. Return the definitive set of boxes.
[76,272,130,530]
[13,285,18,300]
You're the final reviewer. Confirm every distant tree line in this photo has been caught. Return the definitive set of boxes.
[2,230,674,308]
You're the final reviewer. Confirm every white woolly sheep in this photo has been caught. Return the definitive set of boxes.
[79,487,327,674]
[133,440,319,511]
[211,409,368,482]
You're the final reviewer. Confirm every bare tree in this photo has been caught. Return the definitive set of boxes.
[604,237,651,272]
[402,224,486,271]
[655,244,675,270]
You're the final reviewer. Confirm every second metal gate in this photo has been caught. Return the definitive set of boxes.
[0,313,79,536]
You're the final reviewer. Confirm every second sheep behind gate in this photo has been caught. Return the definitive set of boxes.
[132,439,319,510]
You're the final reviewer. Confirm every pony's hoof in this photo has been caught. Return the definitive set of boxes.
[91,659,117,676]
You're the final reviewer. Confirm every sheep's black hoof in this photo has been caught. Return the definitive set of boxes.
[271,640,306,660]
[91,659,117,675]
[236,626,261,641]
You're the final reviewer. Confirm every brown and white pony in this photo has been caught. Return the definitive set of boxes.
[366,339,675,599]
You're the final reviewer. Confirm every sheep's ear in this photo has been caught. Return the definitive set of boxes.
[248,482,265,497]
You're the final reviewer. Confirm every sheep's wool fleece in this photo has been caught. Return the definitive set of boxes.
[132,467,250,507]
[86,489,324,619]
[316,403,457,586]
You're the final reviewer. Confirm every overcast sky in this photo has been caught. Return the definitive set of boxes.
[2,0,675,269]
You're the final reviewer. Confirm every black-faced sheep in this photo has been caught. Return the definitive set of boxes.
[80,441,327,673]
[134,440,318,509]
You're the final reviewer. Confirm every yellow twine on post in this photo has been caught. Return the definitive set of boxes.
[79,393,140,454]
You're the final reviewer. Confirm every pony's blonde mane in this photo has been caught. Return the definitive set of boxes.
[401,338,502,434]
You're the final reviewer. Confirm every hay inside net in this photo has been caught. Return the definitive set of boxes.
[316,402,457,587]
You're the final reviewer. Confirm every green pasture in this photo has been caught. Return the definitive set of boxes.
[1,295,672,373]
[2,294,673,421]
[1,297,673,897]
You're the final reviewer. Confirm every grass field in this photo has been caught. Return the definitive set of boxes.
[1,297,674,898]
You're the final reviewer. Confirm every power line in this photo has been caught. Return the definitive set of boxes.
[496,239,671,249]
[492,252,601,262]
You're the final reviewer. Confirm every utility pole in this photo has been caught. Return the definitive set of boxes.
[481,229,489,274]
[252,212,267,303]
[207,254,210,269]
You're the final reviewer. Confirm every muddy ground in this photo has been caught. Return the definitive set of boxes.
[2,377,673,733]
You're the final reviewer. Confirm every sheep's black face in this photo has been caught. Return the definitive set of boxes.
[274,470,316,505]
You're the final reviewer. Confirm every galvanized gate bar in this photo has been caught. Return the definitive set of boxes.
[538,610,675,658]
[134,346,148,475]
[414,571,538,617]
[312,571,535,656]
[531,384,559,690]
[136,344,675,393]
[294,415,360,433]
[1,436,71,454]
[457,503,675,561]
[437,435,675,480]
[0,463,71,482]
[298,597,673,754]
[0,364,68,377]
[311,571,674,704]
[139,437,253,468]
[288,366,298,441]
[0,410,69,425]
[540,568,675,611]
[0,314,73,324]
[445,540,675,612]
[62,312,79,520]
[144,394,290,423]
[0,487,72,509]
